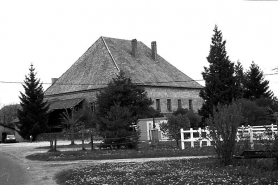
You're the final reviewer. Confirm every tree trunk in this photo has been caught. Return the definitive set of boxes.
[82,139,85,150]
[50,140,53,150]
[70,124,75,145]
[81,126,85,150]
[54,138,57,152]
[91,134,94,151]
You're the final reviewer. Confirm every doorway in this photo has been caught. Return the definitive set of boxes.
[2,132,7,143]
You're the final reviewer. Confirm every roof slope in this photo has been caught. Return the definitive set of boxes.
[45,37,203,96]
[0,123,15,130]
[48,98,84,111]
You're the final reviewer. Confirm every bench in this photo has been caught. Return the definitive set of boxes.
[233,150,274,159]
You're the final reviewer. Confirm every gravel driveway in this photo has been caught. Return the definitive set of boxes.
[0,141,209,185]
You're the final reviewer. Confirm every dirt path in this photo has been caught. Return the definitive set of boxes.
[0,142,210,185]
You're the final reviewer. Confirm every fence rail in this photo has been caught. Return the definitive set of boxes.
[180,124,278,150]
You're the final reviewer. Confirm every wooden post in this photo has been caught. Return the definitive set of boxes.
[91,134,94,151]
[151,129,159,145]
[236,126,240,142]
[248,125,254,149]
[190,128,194,148]
[271,124,275,140]
[148,123,152,142]
[198,127,202,147]
[242,125,245,139]
[54,134,57,152]
[180,128,185,150]
[206,127,211,146]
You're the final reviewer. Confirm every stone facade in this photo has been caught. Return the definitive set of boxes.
[45,86,203,114]
[145,86,203,113]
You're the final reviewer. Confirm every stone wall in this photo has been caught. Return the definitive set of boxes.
[145,86,203,113]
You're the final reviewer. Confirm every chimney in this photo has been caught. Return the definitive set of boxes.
[151,41,157,61]
[131,39,137,57]
[51,78,58,84]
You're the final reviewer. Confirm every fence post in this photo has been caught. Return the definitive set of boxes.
[248,125,254,149]
[206,127,211,146]
[190,128,194,148]
[236,126,240,142]
[271,124,275,140]
[198,128,202,147]
[180,128,185,150]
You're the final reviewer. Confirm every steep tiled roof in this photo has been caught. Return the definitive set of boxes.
[45,37,203,96]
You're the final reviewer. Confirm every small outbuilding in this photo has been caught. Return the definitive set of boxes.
[137,117,169,141]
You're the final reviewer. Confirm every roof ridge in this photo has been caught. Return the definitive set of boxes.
[44,37,103,93]
[101,36,120,72]
[102,36,133,42]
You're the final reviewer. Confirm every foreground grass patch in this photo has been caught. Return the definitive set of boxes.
[55,158,278,185]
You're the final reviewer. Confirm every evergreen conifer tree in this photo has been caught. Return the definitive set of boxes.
[17,64,49,140]
[234,61,245,97]
[199,25,241,125]
[243,61,273,100]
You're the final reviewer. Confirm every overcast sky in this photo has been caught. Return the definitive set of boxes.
[0,0,278,107]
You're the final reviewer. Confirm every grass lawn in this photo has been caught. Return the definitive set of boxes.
[55,157,278,185]
[26,142,215,161]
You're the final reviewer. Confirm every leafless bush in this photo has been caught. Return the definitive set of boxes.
[206,101,244,165]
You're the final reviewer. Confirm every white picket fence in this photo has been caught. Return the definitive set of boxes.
[180,124,278,150]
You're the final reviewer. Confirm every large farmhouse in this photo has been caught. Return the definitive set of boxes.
[44,37,203,127]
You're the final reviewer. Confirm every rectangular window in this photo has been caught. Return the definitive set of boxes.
[178,99,182,109]
[167,99,172,112]
[91,102,96,113]
[156,99,161,112]
[189,99,193,111]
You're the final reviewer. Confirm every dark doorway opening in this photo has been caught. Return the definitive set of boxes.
[2,132,7,143]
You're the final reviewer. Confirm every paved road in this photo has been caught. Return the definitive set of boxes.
[0,141,212,185]
[0,151,30,185]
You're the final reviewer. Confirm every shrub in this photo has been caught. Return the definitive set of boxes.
[160,114,190,147]
[173,108,201,128]
[206,101,244,165]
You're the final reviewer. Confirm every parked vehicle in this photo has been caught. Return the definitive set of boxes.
[5,135,16,143]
